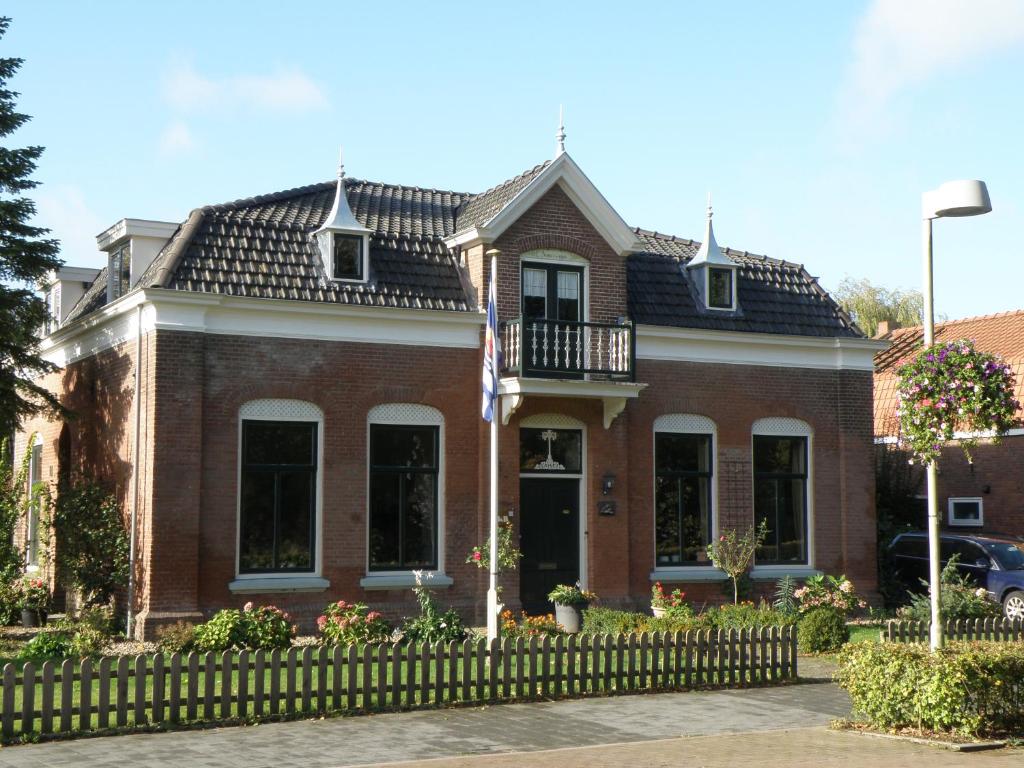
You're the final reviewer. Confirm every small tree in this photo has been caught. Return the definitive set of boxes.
[52,480,128,607]
[833,277,926,338]
[706,521,768,604]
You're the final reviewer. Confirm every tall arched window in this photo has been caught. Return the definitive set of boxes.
[751,417,813,566]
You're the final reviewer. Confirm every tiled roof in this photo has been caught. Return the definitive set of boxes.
[67,161,862,339]
[627,229,861,337]
[873,310,1024,436]
[64,265,109,323]
[453,162,550,234]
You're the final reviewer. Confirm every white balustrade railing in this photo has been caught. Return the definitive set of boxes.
[500,318,634,380]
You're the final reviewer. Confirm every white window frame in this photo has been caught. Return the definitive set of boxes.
[362,403,451,590]
[948,497,984,528]
[705,265,737,312]
[328,231,370,283]
[519,249,590,323]
[229,399,328,594]
[649,414,726,582]
[750,417,819,579]
[25,434,44,571]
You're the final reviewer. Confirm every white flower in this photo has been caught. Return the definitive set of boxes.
[412,569,424,586]
[839,580,853,593]
[975,588,988,598]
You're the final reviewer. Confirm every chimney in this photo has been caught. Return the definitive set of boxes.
[96,218,180,303]
[874,320,898,338]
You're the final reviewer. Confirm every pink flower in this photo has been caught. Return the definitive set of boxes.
[317,615,327,630]
[472,551,482,562]
[243,601,254,612]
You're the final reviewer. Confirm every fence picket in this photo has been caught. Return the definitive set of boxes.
[301,646,313,713]
[21,662,34,735]
[79,657,92,731]
[269,648,282,715]
[475,638,485,701]
[287,647,299,715]
[365,644,377,710]
[433,642,444,704]
[403,642,414,708]
[695,631,705,685]
[528,636,539,698]
[781,627,791,679]
[41,660,55,733]
[392,643,403,708]
[378,644,389,708]
[332,646,343,710]
[169,653,182,723]
[237,651,249,719]
[116,655,130,727]
[1,664,12,738]
[514,636,525,698]
[566,634,577,696]
[578,634,589,693]
[220,651,233,720]
[603,634,615,692]
[461,639,472,702]
[661,631,672,688]
[202,652,216,721]
[501,637,512,700]
[186,653,199,721]
[488,638,500,700]
[683,631,693,688]
[541,635,552,698]
[553,635,564,698]
[317,647,329,712]
[151,654,164,723]
[639,633,650,689]
[738,629,748,686]
[622,633,631,691]
[447,641,458,703]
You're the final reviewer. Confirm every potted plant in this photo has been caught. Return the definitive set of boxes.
[18,576,51,627]
[651,581,689,618]
[547,582,597,633]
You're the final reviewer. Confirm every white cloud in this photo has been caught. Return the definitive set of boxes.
[158,120,196,156]
[162,62,328,112]
[837,0,1024,137]
[34,185,106,269]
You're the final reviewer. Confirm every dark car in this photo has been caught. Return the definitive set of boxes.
[889,531,1024,621]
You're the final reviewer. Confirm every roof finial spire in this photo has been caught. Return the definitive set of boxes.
[707,191,713,220]
[337,146,346,180]
[555,105,566,156]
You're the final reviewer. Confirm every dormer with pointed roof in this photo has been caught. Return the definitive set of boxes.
[686,196,738,312]
[314,149,373,282]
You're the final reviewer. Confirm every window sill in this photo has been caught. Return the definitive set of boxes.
[360,573,453,591]
[750,566,821,581]
[649,568,728,582]
[228,576,330,594]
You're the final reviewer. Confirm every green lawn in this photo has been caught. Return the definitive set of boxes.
[847,624,883,645]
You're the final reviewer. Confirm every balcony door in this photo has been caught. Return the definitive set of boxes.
[521,262,585,378]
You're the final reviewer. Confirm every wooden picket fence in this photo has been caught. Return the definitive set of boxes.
[0,626,796,740]
[882,617,1024,643]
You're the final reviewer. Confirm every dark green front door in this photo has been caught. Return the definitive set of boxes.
[519,478,580,614]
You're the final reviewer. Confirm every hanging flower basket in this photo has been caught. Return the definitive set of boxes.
[896,339,1020,464]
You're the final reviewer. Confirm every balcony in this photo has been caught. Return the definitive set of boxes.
[497,318,645,428]
[501,317,635,382]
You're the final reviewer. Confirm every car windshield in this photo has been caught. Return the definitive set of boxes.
[986,542,1024,570]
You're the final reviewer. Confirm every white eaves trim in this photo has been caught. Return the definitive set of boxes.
[636,324,888,371]
[41,288,485,367]
[445,153,641,256]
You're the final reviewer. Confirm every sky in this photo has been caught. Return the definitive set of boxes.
[5,0,1024,322]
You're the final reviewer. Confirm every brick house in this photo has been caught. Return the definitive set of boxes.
[874,311,1024,535]
[17,144,884,638]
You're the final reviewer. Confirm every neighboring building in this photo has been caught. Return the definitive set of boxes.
[16,139,884,638]
[874,311,1024,535]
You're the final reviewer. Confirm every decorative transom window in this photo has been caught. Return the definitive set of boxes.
[237,400,323,575]
[708,267,734,310]
[520,428,583,474]
[368,404,444,572]
[653,415,716,567]
[752,418,812,566]
[948,497,983,527]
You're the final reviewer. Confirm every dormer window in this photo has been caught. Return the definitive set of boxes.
[314,149,373,284]
[708,267,734,309]
[333,234,364,281]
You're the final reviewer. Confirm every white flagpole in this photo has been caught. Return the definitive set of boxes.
[486,252,500,641]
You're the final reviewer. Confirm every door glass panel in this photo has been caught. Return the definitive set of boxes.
[522,268,547,320]
[556,271,580,321]
[520,428,582,473]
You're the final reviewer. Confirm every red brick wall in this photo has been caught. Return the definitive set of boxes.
[934,437,1024,535]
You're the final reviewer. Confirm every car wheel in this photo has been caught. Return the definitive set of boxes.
[1003,590,1024,621]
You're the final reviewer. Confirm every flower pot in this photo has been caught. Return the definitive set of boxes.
[21,609,46,628]
[554,603,583,633]
[652,605,667,618]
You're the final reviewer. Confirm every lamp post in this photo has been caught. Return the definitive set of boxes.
[921,180,992,651]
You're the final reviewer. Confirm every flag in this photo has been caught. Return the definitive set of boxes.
[482,264,501,422]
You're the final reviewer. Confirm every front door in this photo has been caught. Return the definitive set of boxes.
[519,478,580,614]
[521,262,584,378]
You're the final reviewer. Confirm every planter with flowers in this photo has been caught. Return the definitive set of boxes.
[18,576,51,627]
[547,583,597,633]
[896,339,1020,464]
[650,582,692,619]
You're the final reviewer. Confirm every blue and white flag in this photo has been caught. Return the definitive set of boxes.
[481,265,501,422]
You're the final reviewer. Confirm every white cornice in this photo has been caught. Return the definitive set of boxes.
[96,218,179,251]
[636,324,888,371]
[445,153,641,256]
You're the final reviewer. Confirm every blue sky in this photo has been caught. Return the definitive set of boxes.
[5,1,1024,321]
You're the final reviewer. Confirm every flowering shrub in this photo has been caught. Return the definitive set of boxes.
[195,603,297,651]
[793,574,866,617]
[17,576,50,612]
[897,340,1020,464]
[401,583,469,644]
[466,518,522,571]
[706,521,768,604]
[500,610,564,639]
[318,600,392,646]
[650,582,693,618]
[899,557,1001,623]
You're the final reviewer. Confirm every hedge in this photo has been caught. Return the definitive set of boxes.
[836,641,1024,736]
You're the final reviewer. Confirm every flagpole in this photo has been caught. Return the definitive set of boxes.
[486,251,500,641]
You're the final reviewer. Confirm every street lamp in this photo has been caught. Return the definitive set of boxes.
[921,179,992,651]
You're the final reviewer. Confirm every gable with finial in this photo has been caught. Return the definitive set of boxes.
[314,148,373,282]
[686,195,738,312]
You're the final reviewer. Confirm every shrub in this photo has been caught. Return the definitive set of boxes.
[319,600,392,646]
[707,601,799,631]
[18,632,73,662]
[706,521,768,604]
[0,578,19,625]
[900,557,1001,623]
[156,621,197,653]
[194,603,295,651]
[794,574,867,617]
[799,607,849,653]
[194,609,247,651]
[401,586,468,644]
[837,641,1024,736]
[581,607,647,635]
[547,583,597,607]
[500,610,563,639]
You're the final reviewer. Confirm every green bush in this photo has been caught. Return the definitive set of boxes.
[18,632,73,662]
[837,641,1024,736]
[194,603,295,651]
[401,587,467,644]
[0,577,19,625]
[581,602,796,637]
[900,557,1001,623]
[799,607,850,653]
[155,621,197,653]
[319,600,392,646]
[581,607,647,635]
[705,601,799,631]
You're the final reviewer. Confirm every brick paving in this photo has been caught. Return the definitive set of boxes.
[0,669,1018,767]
